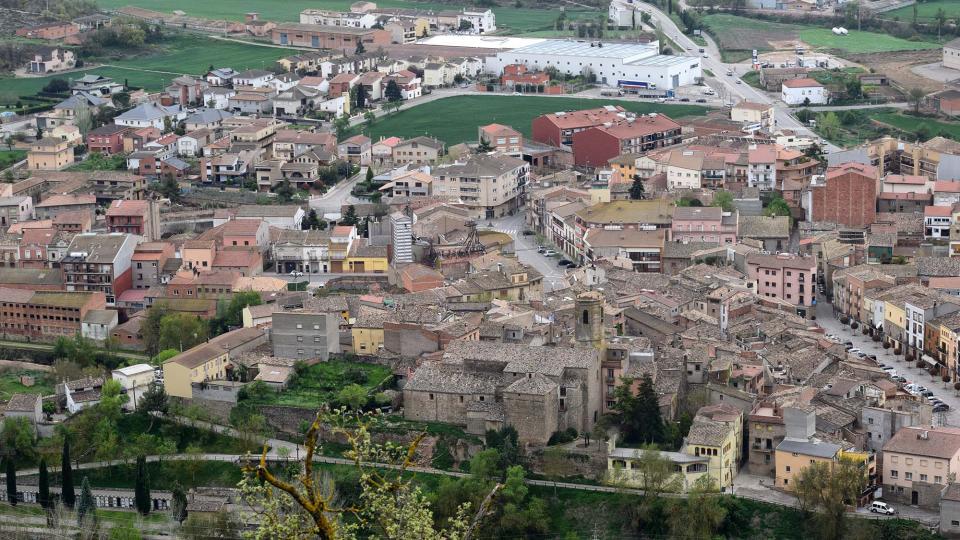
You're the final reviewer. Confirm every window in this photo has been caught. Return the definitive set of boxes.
[921,474,928,481]
[429,393,434,400]
[785,465,791,472]
[905,472,913,480]
[890,470,898,478]
[936,476,943,484]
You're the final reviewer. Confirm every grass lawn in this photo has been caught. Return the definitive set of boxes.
[244,360,392,409]
[884,0,960,21]
[66,152,128,172]
[0,150,26,170]
[357,95,708,145]
[870,111,960,139]
[45,460,242,491]
[799,28,938,54]
[0,369,54,401]
[93,0,599,35]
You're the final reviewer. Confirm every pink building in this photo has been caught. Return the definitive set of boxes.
[670,206,737,244]
[746,253,817,318]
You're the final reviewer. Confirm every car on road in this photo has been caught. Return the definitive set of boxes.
[892,375,907,383]
[921,390,935,398]
[696,98,707,103]
[869,501,895,515]
[557,259,573,267]
[542,249,557,257]
[537,246,546,253]
[736,79,742,84]
[935,403,951,412]
[512,92,522,95]
[289,271,304,278]
[727,70,734,76]
[679,97,690,102]
[522,230,535,236]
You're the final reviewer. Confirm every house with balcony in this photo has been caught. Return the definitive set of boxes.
[337,134,372,165]
[62,233,142,305]
[926,205,954,240]
[671,206,737,244]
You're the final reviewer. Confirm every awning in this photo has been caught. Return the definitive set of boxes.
[921,354,938,367]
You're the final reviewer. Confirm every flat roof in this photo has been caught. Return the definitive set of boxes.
[416,34,544,49]
[508,39,657,59]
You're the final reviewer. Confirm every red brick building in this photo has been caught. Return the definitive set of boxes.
[272,23,390,50]
[16,22,80,40]
[87,125,130,155]
[106,199,156,239]
[570,114,682,168]
[0,288,106,341]
[531,106,629,148]
[808,162,878,228]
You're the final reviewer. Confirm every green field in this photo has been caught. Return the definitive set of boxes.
[241,360,392,409]
[870,111,960,139]
[357,95,708,145]
[0,150,27,170]
[0,34,295,104]
[884,0,960,21]
[93,0,599,35]
[0,369,54,401]
[799,28,938,54]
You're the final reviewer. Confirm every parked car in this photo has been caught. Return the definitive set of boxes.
[934,403,951,412]
[869,501,895,515]
[892,376,907,383]
[679,97,690,102]
[542,250,557,257]
[289,271,304,278]
[537,246,546,253]
[522,230,535,236]
[557,259,573,266]
[696,98,707,103]
[921,390,935,398]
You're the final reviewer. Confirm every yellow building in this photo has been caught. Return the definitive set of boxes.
[607,153,639,182]
[27,137,73,170]
[684,404,743,489]
[884,298,908,351]
[350,305,387,355]
[775,438,843,490]
[162,342,229,399]
[345,253,389,273]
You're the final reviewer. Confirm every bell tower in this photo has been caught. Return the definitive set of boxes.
[575,291,605,349]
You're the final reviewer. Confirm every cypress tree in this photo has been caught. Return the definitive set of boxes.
[171,480,188,524]
[77,476,96,527]
[5,458,16,506]
[61,439,75,508]
[134,456,151,515]
[637,374,664,444]
[37,459,49,509]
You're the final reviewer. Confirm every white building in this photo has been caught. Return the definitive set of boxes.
[925,205,953,239]
[111,364,155,411]
[232,69,275,88]
[944,37,960,71]
[608,0,643,28]
[202,87,236,110]
[484,40,701,91]
[113,103,186,130]
[780,78,828,105]
[459,9,496,34]
[391,213,413,264]
[81,309,118,342]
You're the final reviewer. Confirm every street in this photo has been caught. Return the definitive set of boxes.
[815,296,959,426]
[483,213,569,292]
[309,166,364,216]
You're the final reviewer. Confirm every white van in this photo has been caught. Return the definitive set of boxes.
[869,501,894,515]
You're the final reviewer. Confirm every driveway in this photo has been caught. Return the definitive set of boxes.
[815,296,958,426]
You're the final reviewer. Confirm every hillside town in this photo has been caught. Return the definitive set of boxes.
[6,0,960,537]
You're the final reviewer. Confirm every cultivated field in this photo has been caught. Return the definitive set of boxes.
[883,0,960,22]
[0,35,294,104]
[95,0,599,35]
[357,95,708,144]
[798,28,938,54]
[703,13,938,60]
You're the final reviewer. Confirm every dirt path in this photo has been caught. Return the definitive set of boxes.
[846,49,944,93]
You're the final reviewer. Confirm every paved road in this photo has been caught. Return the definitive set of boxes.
[635,4,839,152]
[308,167,364,215]
[815,298,959,426]
[482,213,569,292]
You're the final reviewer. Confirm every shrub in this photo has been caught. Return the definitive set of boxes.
[547,430,576,446]
[344,366,369,384]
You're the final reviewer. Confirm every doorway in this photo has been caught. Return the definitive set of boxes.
[911,491,919,505]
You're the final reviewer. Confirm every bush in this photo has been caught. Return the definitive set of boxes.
[547,429,576,445]
[883,342,891,349]
[344,366,368,384]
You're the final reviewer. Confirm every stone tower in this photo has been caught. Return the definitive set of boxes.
[575,291,605,349]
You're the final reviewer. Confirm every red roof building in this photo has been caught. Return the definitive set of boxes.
[809,162,877,228]
[570,114,682,167]
[531,106,629,148]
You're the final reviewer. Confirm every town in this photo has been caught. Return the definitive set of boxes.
[3,0,960,537]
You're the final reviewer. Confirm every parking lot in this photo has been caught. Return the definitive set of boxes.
[816,296,957,426]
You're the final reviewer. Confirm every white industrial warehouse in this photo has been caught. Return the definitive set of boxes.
[483,40,702,91]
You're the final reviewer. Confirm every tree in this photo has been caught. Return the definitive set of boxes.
[337,383,367,410]
[495,465,549,537]
[844,77,862,99]
[794,458,866,540]
[2,417,36,463]
[5,458,16,506]
[712,190,734,211]
[629,176,645,200]
[355,40,365,54]
[38,458,50,510]
[139,384,168,429]
[611,374,663,444]
[158,313,209,352]
[622,446,682,496]
[541,447,574,495]
[477,135,494,153]
[385,79,403,103]
[669,476,725,538]
[342,204,359,226]
[937,8,948,39]
[141,305,169,357]
[240,409,484,539]
[42,78,70,94]
[458,19,474,31]
[909,87,926,113]
[77,476,96,527]
[171,480,188,525]
[157,174,181,203]
[61,439,75,508]
[274,180,296,202]
[818,112,841,141]
[355,83,368,110]
[334,114,351,141]
[765,196,791,218]
[74,104,93,135]
[134,455,151,515]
